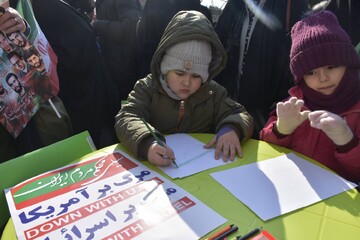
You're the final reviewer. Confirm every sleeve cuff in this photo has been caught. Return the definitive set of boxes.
[216,125,234,141]
[337,135,359,153]
[273,124,289,139]
[137,134,166,160]
[137,136,156,160]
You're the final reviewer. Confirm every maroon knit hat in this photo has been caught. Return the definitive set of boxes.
[290,10,360,84]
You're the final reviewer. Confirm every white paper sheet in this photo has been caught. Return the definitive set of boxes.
[159,134,232,179]
[211,153,357,221]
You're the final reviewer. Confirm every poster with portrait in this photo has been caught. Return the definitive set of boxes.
[0,0,59,138]
[5,149,226,240]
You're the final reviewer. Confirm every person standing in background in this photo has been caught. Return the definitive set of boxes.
[92,0,142,102]
[63,0,96,23]
[0,4,72,162]
[214,0,308,139]
[10,0,119,148]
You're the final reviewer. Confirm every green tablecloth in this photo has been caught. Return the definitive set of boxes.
[2,134,360,240]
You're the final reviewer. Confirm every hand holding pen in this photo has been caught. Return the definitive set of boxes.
[147,141,177,167]
[141,118,178,168]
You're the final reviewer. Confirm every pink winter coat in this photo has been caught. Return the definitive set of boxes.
[260,86,360,183]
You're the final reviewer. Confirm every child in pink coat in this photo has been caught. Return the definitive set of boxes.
[260,11,360,183]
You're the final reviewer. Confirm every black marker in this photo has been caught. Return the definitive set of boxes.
[237,227,262,240]
[213,225,239,240]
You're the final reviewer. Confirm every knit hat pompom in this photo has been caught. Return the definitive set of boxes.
[160,40,211,83]
[290,10,360,84]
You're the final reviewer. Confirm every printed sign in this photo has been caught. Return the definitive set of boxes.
[6,150,226,240]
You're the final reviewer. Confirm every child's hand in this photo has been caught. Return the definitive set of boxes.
[204,130,242,161]
[276,97,310,135]
[147,142,175,166]
[308,110,353,146]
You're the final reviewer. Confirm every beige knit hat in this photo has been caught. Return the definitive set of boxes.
[160,40,211,83]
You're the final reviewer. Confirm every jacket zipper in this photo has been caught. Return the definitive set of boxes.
[176,100,185,132]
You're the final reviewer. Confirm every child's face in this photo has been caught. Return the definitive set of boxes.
[303,65,346,95]
[166,70,202,100]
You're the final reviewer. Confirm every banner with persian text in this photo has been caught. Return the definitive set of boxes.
[6,149,226,240]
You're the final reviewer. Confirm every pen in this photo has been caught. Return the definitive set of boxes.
[140,118,179,168]
[236,227,262,240]
[207,224,234,240]
[213,225,238,240]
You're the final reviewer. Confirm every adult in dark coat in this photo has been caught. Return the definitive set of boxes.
[136,0,210,79]
[214,0,308,139]
[10,0,119,148]
[63,0,95,23]
[200,5,214,25]
[93,0,142,102]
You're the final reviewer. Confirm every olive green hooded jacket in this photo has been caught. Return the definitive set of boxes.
[115,10,254,158]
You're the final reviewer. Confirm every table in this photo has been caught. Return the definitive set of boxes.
[2,134,360,240]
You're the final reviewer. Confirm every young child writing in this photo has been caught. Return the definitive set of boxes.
[115,10,254,167]
[260,11,360,183]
